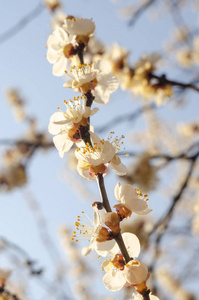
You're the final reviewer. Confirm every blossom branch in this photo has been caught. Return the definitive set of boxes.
[148,72,199,92]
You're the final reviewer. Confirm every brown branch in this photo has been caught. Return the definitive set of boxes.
[96,174,112,212]
[149,73,199,92]
[148,152,199,274]
[154,154,198,234]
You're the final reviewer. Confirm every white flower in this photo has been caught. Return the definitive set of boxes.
[63,60,119,104]
[75,132,127,180]
[103,260,148,292]
[47,27,77,76]
[72,207,118,257]
[63,18,95,36]
[102,233,149,292]
[48,97,98,157]
[114,182,152,216]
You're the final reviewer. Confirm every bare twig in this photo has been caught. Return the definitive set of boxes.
[96,103,157,134]
[149,73,199,92]
[148,152,199,274]
[128,0,157,27]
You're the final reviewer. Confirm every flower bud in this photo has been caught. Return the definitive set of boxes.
[125,260,149,292]
[92,202,104,210]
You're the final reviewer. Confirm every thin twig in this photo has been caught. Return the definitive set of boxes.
[149,73,199,92]
[96,103,157,134]
[148,152,199,274]
[128,0,156,27]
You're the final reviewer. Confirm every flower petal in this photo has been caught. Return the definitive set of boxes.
[122,232,140,258]
[103,270,126,291]
[52,55,67,76]
[109,160,127,176]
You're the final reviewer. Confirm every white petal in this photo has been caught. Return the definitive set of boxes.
[93,60,112,73]
[114,182,121,201]
[119,184,152,214]
[95,239,119,257]
[64,19,95,36]
[125,261,149,285]
[63,79,73,88]
[122,232,140,258]
[120,184,138,200]
[101,260,113,272]
[53,134,73,157]
[90,132,101,145]
[93,206,102,227]
[109,161,127,176]
[48,112,68,135]
[81,246,92,256]
[52,56,67,76]
[46,47,59,64]
[150,295,160,300]
[76,164,95,180]
[103,270,126,291]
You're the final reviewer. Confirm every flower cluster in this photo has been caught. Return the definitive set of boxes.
[47,17,96,76]
[47,14,159,300]
[88,42,173,106]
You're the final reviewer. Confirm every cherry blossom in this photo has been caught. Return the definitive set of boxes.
[63,60,119,104]
[72,206,118,257]
[48,97,98,157]
[47,27,77,76]
[114,182,152,218]
[102,233,147,292]
[75,132,127,180]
